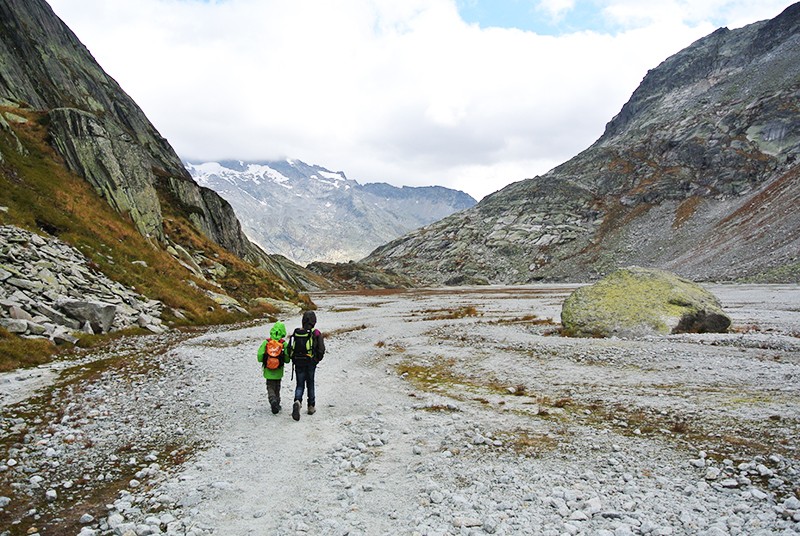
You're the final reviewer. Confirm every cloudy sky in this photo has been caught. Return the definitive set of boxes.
[47,0,791,201]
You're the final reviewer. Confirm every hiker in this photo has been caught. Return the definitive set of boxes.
[256,321,290,414]
[288,310,325,421]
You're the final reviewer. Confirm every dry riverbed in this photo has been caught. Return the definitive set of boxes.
[1,284,799,536]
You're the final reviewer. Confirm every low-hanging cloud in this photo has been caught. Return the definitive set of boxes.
[47,0,792,200]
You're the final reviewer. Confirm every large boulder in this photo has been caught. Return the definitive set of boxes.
[561,266,730,338]
[57,299,117,334]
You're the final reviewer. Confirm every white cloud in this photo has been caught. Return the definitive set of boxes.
[536,0,577,21]
[45,0,792,200]
[601,0,790,29]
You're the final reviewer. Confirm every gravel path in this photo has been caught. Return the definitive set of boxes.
[1,284,799,536]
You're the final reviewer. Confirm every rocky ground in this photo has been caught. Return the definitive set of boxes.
[0,225,167,341]
[1,284,799,536]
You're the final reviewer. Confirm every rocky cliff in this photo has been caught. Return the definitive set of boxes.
[364,3,800,285]
[0,0,322,297]
[186,160,476,265]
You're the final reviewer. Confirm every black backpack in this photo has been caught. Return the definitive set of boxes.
[290,329,314,361]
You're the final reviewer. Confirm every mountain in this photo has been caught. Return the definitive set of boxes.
[364,3,800,285]
[185,160,476,265]
[0,0,324,349]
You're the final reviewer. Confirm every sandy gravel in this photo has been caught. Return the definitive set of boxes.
[1,284,799,535]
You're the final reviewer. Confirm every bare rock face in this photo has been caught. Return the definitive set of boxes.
[46,107,165,240]
[560,266,731,338]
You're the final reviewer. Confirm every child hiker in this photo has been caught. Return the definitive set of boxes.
[257,321,290,414]
[288,311,325,421]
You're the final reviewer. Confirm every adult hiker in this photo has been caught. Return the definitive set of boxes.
[256,321,290,414]
[288,310,325,421]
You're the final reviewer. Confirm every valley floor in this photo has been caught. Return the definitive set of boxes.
[1,284,799,535]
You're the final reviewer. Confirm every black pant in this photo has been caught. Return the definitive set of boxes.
[293,361,317,406]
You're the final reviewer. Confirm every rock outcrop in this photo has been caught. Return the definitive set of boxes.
[0,226,166,342]
[560,266,731,338]
[46,107,165,240]
[364,4,800,284]
[0,0,184,242]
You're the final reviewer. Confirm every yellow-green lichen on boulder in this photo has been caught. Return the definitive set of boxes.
[561,266,730,338]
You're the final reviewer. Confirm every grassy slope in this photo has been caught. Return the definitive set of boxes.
[0,107,310,370]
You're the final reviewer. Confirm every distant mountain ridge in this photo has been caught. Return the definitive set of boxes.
[364,3,800,285]
[185,160,476,265]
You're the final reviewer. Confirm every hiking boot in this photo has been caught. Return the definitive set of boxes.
[292,400,301,421]
[270,401,280,414]
[307,404,316,415]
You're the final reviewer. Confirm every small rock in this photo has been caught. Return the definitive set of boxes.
[783,496,800,510]
[704,467,721,480]
[569,510,589,521]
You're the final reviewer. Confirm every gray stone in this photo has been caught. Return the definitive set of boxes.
[782,497,800,510]
[0,318,27,333]
[8,304,32,320]
[179,492,202,508]
[51,328,79,345]
[136,314,159,328]
[57,299,117,334]
[25,321,46,335]
[107,513,125,529]
[36,304,81,330]
[35,267,59,287]
[7,277,44,292]
[114,522,137,535]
